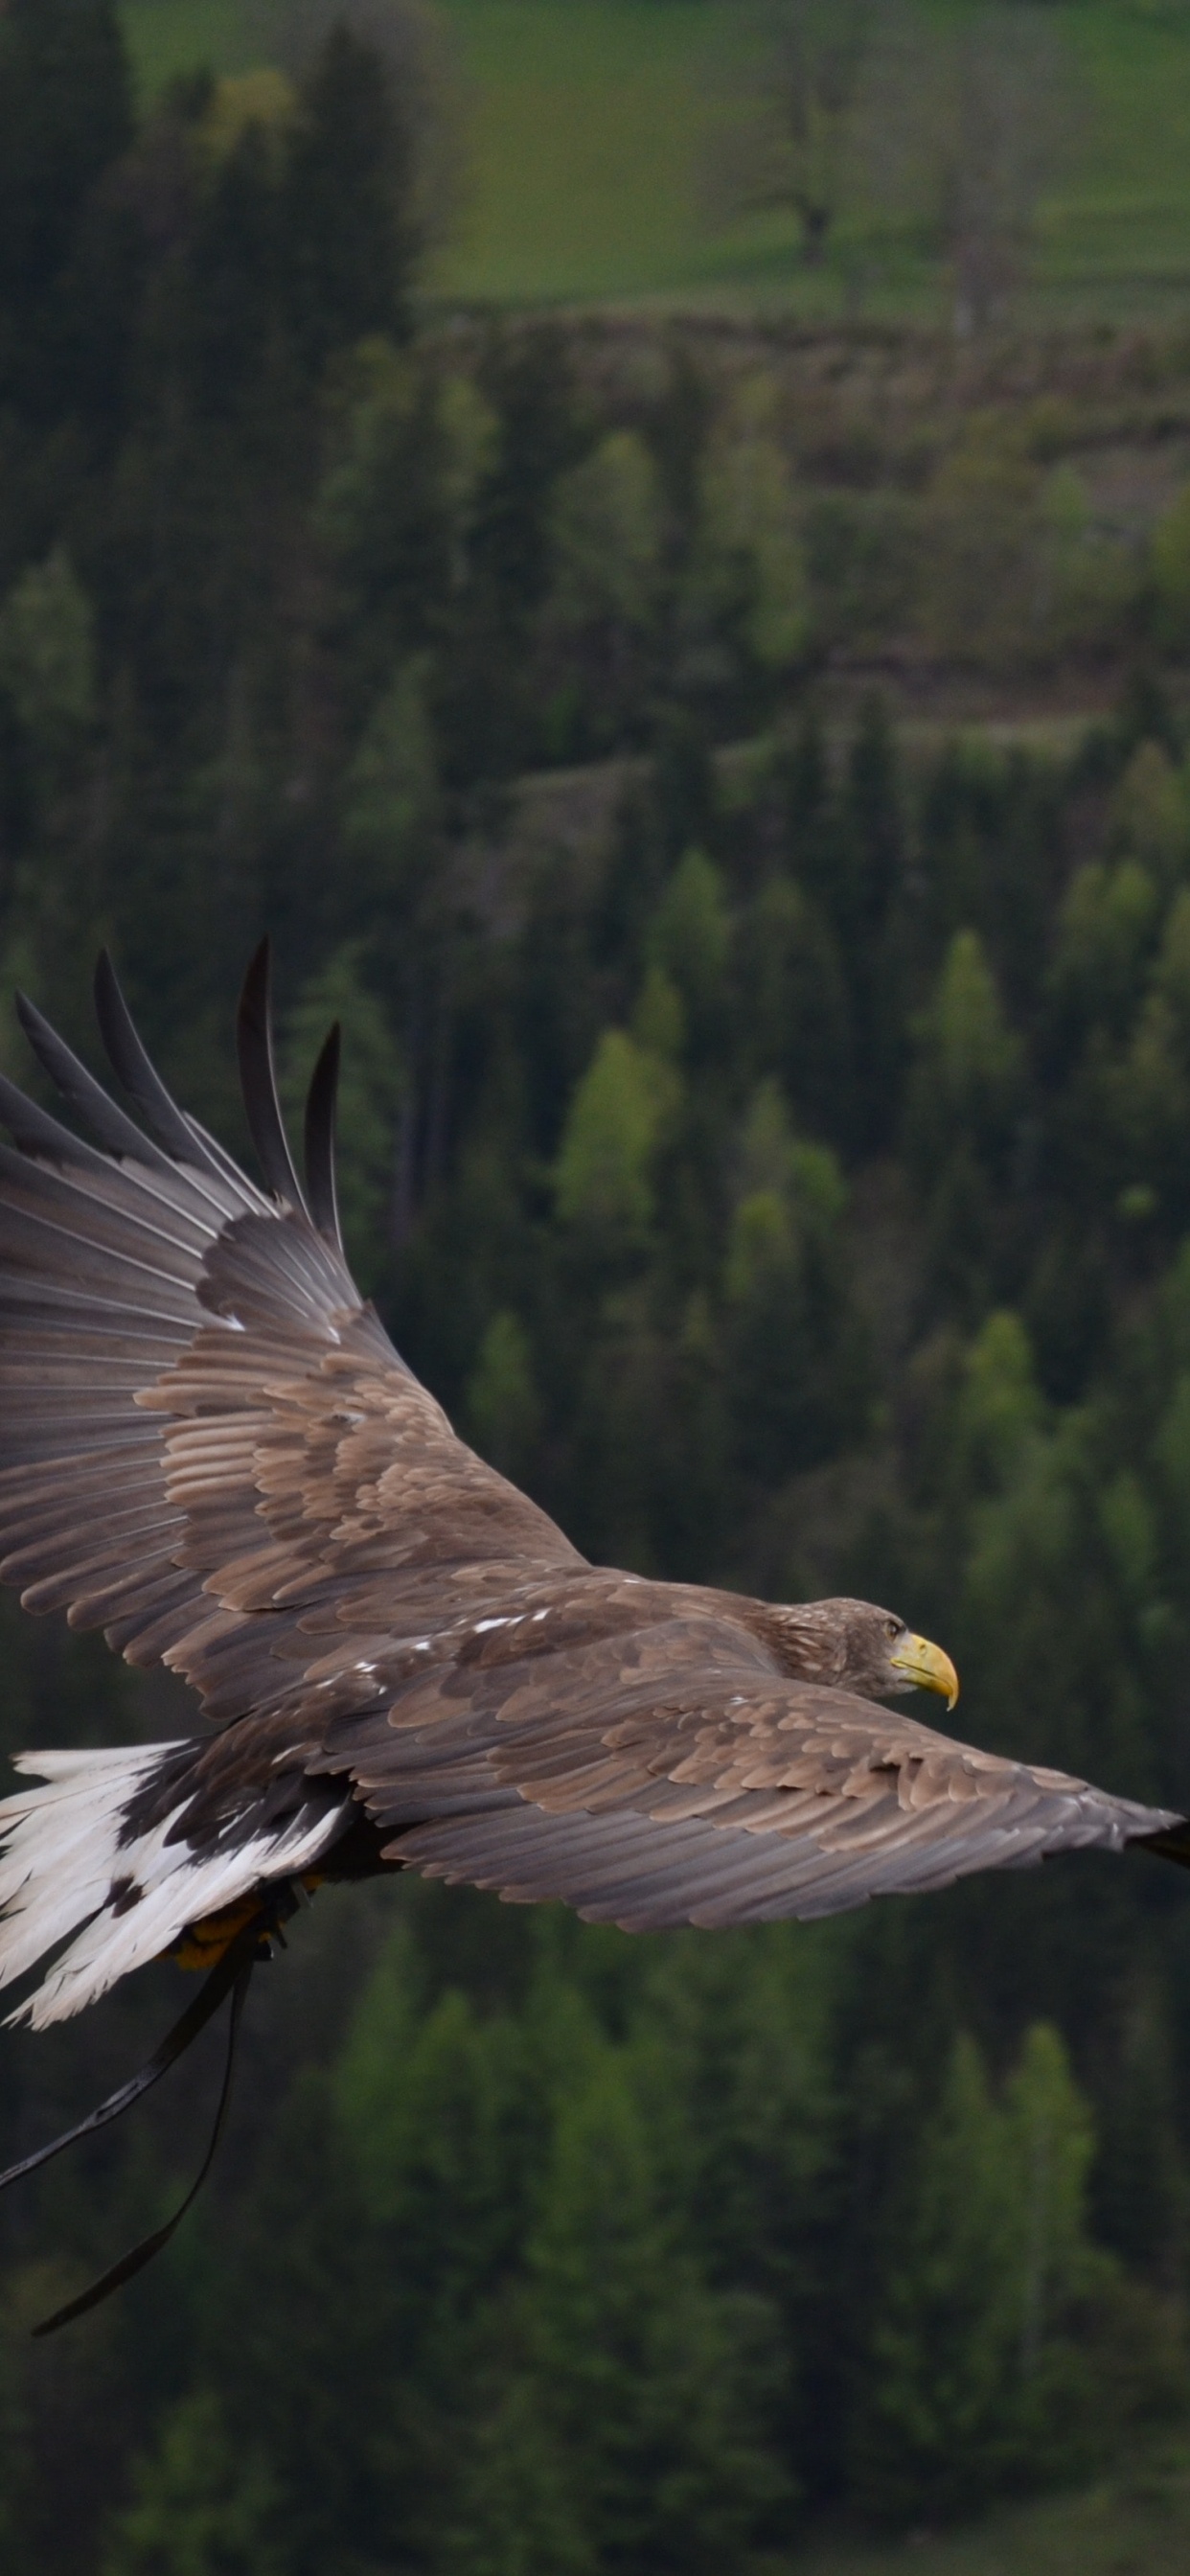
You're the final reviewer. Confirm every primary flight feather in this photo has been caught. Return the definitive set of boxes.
[0,943,1180,2053]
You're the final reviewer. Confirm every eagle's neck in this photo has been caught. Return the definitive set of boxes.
[739,1599,851,1686]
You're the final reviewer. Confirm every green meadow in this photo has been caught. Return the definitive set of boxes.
[121,0,1190,316]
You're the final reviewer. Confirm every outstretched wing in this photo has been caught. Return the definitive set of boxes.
[302,1596,1179,1929]
[0,948,1177,1978]
[0,946,582,1732]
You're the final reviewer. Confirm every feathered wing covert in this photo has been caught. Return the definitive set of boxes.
[0,947,1178,2032]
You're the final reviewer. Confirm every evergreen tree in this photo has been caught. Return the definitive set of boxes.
[724,1085,865,1484]
[180,121,282,424]
[554,1029,678,1254]
[0,0,133,421]
[490,2054,790,2575]
[852,2027,1109,2523]
[212,2072,388,2574]
[465,1311,543,1484]
[644,848,730,1061]
[282,23,415,377]
[101,2393,282,2576]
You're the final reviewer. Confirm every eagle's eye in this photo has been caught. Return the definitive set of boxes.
[885,1619,902,1641]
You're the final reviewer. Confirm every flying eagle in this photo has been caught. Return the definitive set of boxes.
[0,947,1183,2329]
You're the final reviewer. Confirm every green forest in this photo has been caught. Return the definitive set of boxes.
[13,2,1190,2570]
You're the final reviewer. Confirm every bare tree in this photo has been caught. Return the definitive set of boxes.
[705,0,877,267]
[868,8,1081,335]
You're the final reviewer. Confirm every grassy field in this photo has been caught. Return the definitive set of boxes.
[796,2448,1190,2576]
[123,0,255,91]
[118,0,1190,317]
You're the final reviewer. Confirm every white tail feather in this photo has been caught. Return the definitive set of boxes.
[0,1744,341,2029]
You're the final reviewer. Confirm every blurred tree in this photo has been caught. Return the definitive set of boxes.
[443,327,586,779]
[1046,857,1159,1055]
[546,430,664,751]
[951,1308,1044,1501]
[0,547,95,821]
[725,1082,865,1484]
[215,2072,387,2574]
[282,22,417,375]
[1113,887,1190,1228]
[649,704,719,867]
[1110,740,1190,892]
[853,2026,1109,2522]
[246,0,463,258]
[176,122,282,425]
[343,656,442,896]
[705,0,876,267]
[919,427,1043,670]
[645,848,731,1058]
[442,2372,593,2576]
[1092,1978,1188,2290]
[687,377,810,683]
[737,871,856,1146]
[555,1028,679,1253]
[549,430,662,638]
[0,548,95,754]
[629,1923,836,2380]
[0,0,133,420]
[499,2053,791,2574]
[101,2392,282,2576]
[870,8,1080,336]
[1151,482,1190,656]
[902,926,1018,1314]
[318,350,454,704]
[465,1310,543,1484]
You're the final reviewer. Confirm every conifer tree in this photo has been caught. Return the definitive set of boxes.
[101,2393,282,2576]
[282,24,415,377]
[0,0,133,420]
[488,2054,790,2574]
[853,2026,1114,2524]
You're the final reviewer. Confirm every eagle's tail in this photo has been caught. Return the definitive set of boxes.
[0,1740,342,2028]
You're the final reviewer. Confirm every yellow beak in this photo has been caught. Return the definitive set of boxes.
[888,1631,959,1711]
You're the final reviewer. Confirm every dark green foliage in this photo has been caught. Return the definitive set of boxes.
[491,2053,790,2575]
[102,2392,283,2576]
[851,2027,1110,2521]
[282,25,415,374]
[11,31,1190,2573]
[0,0,133,426]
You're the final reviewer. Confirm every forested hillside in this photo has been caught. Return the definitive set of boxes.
[10,5,1190,2570]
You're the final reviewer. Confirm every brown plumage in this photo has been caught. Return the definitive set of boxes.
[0,941,1179,2052]
[0,944,1186,2333]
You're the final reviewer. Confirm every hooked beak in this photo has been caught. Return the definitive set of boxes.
[888,1631,959,1711]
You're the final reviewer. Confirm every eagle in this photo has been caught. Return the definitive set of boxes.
[0,946,1182,2330]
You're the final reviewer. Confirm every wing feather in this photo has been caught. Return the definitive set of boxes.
[15,992,186,1181]
[343,1650,1177,1930]
[304,1024,343,1251]
[0,954,1178,1943]
[93,950,231,1184]
[0,958,580,1722]
[236,940,309,1215]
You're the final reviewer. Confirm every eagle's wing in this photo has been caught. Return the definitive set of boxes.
[0,946,583,1730]
[306,1599,1179,1930]
[0,951,1177,2030]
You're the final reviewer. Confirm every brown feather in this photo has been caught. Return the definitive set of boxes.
[0,958,1177,1963]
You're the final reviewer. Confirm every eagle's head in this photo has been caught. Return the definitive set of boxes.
[767,1596,959,1710]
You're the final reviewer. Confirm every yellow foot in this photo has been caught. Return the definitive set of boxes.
[171,1896,265,1971]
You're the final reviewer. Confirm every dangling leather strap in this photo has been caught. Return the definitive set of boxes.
[0,1912,268,2334]
[32,1958,254,2336]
